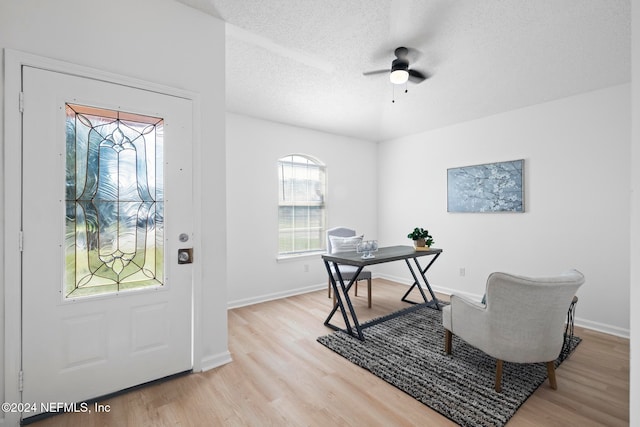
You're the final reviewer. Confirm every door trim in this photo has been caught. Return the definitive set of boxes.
[3,49,204,425]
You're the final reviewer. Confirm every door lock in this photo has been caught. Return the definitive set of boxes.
[178,248,193,264]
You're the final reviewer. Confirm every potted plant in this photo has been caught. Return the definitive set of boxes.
[407,227,434,248]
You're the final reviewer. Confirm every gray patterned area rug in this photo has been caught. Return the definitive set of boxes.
[317,304,580,427]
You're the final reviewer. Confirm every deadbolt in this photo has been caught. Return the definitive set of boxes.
[178,248,193,264]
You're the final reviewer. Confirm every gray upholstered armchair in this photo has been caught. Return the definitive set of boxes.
[326,226,372,308]
[442,270,584,392]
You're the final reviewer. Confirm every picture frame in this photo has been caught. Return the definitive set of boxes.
[447,159,524,213]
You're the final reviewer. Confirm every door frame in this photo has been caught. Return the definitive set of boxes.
[3,49,204,426]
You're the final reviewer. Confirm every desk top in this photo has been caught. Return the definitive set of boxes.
[322,245,442,267]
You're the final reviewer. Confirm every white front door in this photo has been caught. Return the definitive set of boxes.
[21,66,194,417]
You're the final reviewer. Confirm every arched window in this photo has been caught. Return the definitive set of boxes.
[278,154,326,255]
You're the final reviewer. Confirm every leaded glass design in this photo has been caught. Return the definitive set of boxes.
[278,155,326,255]
[65,104,164,298]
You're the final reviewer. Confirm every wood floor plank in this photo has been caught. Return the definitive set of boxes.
[30,279,629,426]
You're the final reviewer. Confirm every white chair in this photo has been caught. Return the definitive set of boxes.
[326,227,372,308]
[442,270,584,392]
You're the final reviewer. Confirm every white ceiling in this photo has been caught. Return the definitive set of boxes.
[176,0,630,141]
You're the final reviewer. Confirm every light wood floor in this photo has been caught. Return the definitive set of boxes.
[32,279,629,426]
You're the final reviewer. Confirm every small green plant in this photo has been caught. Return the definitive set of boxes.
[407,227,434,246]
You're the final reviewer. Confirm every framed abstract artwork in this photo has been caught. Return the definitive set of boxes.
[447,159,524,213]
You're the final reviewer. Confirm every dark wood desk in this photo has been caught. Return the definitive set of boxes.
[322,245,443,340]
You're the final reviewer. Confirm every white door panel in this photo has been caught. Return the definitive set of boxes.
[21,66,193,417]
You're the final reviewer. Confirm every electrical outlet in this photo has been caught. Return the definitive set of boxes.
[459,267,466,277]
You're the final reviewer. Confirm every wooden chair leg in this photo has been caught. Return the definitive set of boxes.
[546,361,558,390]
[367,278,372,308]
[331,275,336,307]
[444,330,452,355]
[495,360,503,392]
[327,278,331,298]
[354,280,358,296]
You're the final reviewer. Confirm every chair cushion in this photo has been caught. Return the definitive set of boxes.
[329,235,363,253]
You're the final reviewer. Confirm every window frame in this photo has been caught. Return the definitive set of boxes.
[277,154,327,257]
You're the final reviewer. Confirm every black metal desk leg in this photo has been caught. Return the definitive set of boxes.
[402,259,430,303]
[323,260,352,335]
[400,254,441,310]
[323,261,365,340]
[414,257,440,309]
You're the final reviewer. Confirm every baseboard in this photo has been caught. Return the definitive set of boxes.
[575,318,630,339]
[227,283,326,309]
[375,273,414,287]
[377,274,630,339]
[431,285,483,302]
[199,351,233,372]
[225,274,631,340]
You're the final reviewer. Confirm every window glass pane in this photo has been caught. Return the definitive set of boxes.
[65,103,164,298]
[277,155,326,255]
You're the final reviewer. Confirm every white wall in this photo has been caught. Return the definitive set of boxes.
[0,0,228,410]
[377,85,631,337]
[226,113,377,306]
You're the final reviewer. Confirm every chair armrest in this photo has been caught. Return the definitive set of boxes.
[445,294,491,354]
[452,294,486,310]
[442,294,485,329]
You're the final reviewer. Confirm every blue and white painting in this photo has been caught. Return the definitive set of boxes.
[447,159,524,213]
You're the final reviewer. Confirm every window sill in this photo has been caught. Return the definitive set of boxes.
[276,251,324,263]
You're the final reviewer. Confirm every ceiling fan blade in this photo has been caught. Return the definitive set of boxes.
[363,69,390,76]
[408,69,428,83]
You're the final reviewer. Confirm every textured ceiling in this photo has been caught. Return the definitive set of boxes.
[176,0,630,141]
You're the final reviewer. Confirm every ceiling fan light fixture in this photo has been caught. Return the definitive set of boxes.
[390,57,409,84]
[390,69,409,84]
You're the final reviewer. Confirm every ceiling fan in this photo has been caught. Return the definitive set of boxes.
[363,47,428,85]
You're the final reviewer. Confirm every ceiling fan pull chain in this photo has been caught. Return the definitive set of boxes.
[392,84,395,103]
